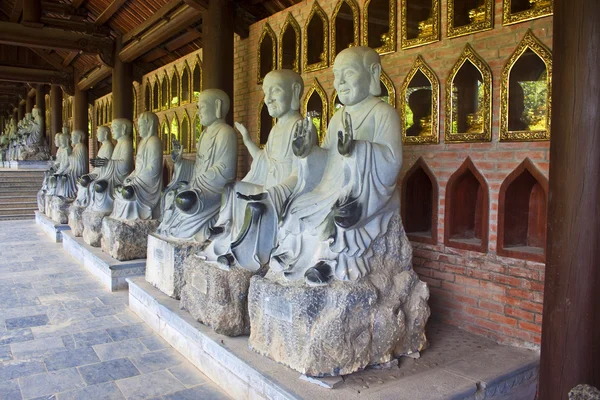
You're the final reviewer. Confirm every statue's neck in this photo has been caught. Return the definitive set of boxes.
[277,109,301,124]
[344,95,374,113]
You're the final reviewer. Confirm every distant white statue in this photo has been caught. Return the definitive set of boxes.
[157,89,238,242]
[110,112,163,220]
[56,130,88,198]
[75,126,114,207]
[47,130,72,196]
[20,107,50,161]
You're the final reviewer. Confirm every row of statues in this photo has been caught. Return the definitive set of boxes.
[0,106,49,164]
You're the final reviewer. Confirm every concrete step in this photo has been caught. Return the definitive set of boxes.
[0,214,35,221]
[0,208,37,216]
[0,182,43,188]
[0,191,40,197]
[0,177,45,183]
[0,202,37,209]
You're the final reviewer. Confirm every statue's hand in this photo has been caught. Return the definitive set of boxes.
[236,191,267,202]
[234,122,250,142]
[337,111,354,157]
[121,185,135,200]
[171,139,183,162]
[333,196,362,229]
[124,177,133,185]
[292,117,314,159]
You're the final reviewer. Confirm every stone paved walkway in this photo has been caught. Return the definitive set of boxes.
[0,220,230,400]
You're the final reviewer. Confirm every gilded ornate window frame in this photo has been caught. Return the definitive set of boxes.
[181,110,191,152]
[132,85,137,120]
[445,44,493,143]
[161,117,170,154]
[170,113,180,146]
[192,56,203,101]
[400,0,440,50]
[401,56,440,145]
[363,0,397,55]
[180,61,191,105]
[447,0,494,39]
[257,23,277,84]
[380,70,396,108]
[303,1,329,73]
[502,0,553,25]
[256,101,275,149]
[302,78,328,144]
[278,13,301,73]
[331,0,360,64]
[330,90,342,119]
[145,79,152,112]
[152,77,160,112]
[170,67,180,108]
[161,71,170,111]
[500,30,552,142]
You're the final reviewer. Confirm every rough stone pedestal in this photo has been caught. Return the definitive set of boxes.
[145,234,200,299]
[82,209,109,247]
[101,217,159,261]
[37,189,46,213]
[51,196,73,224]
[180,257,261,336]
[68,204,86,237]
[248,214,430,377]
[44,194,53,216]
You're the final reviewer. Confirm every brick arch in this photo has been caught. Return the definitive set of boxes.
[401,157,439,244]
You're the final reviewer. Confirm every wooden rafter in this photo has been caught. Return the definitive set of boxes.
[0,65,73,87]
[95,0,127,26]
[182,0,208,11]
[62,52,79,67]
[28,48,72,73]
[78,65,111,91]
[41,1,88,17]
[40,16,110,35]
[71,0,86,8]
[123,0,182,43]
[10,0,23,22]
[165,28,202,52]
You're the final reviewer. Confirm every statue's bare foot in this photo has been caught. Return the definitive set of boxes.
[304,261,334,287]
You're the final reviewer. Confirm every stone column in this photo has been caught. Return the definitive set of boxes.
[35,84,46,135]
[113,37,133,121]
[73,80,89,147]
[202,0,234,123]
[538,0,600,397]
[26,94,34,114]
[50,84,62,156]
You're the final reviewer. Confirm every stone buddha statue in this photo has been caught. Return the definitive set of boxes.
[47,130,72,196]
[200,70,312,271]
[269,46,404,286]
[56,130,88,199]
[87,119,134,213]
[110,112,163,221]
[20,107,49,161]
[157,89,238,242]
[74,126,114,207]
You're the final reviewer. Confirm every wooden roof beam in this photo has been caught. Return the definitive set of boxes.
[62,52,79,67]
[40,16,111,35]
[140,48,169,63]
[120,5,202,63]
[29,48,72,73]
[164,27,201,52]
[95,0,127,26]
[10,0,23,22]
[77,65,111,91]
[0,22,115,66]
[71,0,86,9]
[182,0,208,12]
[122,0,182,44]
[0,65,73,87]
[41,1,88,17]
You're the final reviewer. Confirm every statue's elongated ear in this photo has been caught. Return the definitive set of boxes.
[216,99,223,119]
[291,82,302,111]
[369,63,382,96]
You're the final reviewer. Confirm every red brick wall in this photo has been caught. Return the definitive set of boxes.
[234,0,553,348]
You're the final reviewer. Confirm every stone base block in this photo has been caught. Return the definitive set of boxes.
[145,234,200,299]
[248,270,430,377]
[68,204,86,237]
[179,257,260,337]
[35,211,70,243]
[9,160,50,169]
[62,231,146,291]
[101,217,159,261]
[50,196,73,224]
[44,194,53,216]
[82,209,109,247]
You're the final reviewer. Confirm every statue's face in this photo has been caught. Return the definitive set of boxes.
[111,122,122,140]
[62,127,69,135]
[98,128,108,142]
[72,133,80,145]
[197,96,218,126]
[263,75,293,119]
[333,52,372,106]
[138,117,150,138]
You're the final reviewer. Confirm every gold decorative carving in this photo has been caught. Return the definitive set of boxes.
[153,76,160,112]
[445,44,492,143]
[401,0,440,49]
[161,71,170,111]
[379,70,396,108]
[170,67,179,108]
[257,23,277,84]
[500,30,552,141]
[303,1,329,73]
[181,110,191,152]
[447,0,494,38]
[401,56,440,145]
[363,0,397,55]
[302,78,328,144]
[503,0,553,25]
[161,117,170,154]
[330,90,342,118]
[132,85,137,120]
[180,61,191,105]
[331,0,360,64]
[278,13,301,73]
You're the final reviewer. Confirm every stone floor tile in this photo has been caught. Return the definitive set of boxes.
[167,363,208,388]
[0,379,22,400]
[106,324,154,342]
[0,345,13,362]
[46,309,93,325]
[77,358,140,386]
[115,370,185,400]
[130,349,186,374]
[19,368,85,400]
[92,338,148,361]
[55,382,125,400]
[5,315,50,331]
[0,360,46,382]
[0,329,34,346]
[43,347,100,372]
[74,316,124,333]
[139,336,169,352]
[89,306,127,318]
[113,310,140,326]
[161,384,231,400]
[63,330,112,349]
[11,337,65,360]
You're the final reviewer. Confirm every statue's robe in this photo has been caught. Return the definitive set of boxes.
[48,146,71,196]
[111,135,163,220]
[75,140,120,208]
[157,121,237,242]
[57,143,88,198]
[271,97,403,281]
[25,118,43,147]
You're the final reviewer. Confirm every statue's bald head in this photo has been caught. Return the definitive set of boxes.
[263,70,304,114]
[112,118,132,139]
[199,89,230,120]
[139,112,159,137]
[334,46,382,99]
[72,130,84,144]
[97,125,111,142]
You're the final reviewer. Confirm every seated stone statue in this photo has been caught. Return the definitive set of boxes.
[47,130,72,196]
[74,126,114,207]
[269,46,403,286]
[157,89,237,242]
[20,107,49,161]
[110,112,163,220]
[201,70,310,271]
[87,119,134,213]
[55,130,88,199]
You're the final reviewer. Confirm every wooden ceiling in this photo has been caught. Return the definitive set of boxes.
[0,0,302,116]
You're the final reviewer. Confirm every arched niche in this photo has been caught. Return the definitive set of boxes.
[303,1,329,73]
[331,0,360,63]
[162,159,172,188]
[257,102,274,148]
[444,157,489,252]
[171,114,180,145]
[401,0,441,49]
[401,56,440,145]
[401,157,439,244]
[258,23,277,84]
[302,78,328,144]
[181,111,191,152]
[192,57,202,102]
[279,13,301,73]
[445,44,492,143]
[193,114,202,151]
[161,118,170,154]
[107,101,112,123]
[503,0,553,26]
[152,78,159,111]
[330,91,343,118]
[497,158,548,262]
[379,70,396,107]
[171,68,180,108]
[161,72,169,110]
[447,0,494,38]
[144,80,151,112]
[363,0,396,54]
[501,30,552,141]
[181,63,191,104]
[132,86,138,120]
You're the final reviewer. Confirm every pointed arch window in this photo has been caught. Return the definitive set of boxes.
[330,91,343,118]
[192,58,202,102]
[331,0,360,63]
[171,115,179,149]
[401,157,439,244]
[193,114,202,151]
[447,0,494,38]
[302,78,328,144]
[258,23,277,84]
[144,80,151,112]
[181,63,191,104]
[161,73,169,110]
[153,79,160,111]
[363,0,397,54]
[161,118,170,154]
[171,68,180,108]
[279,13,301,73]
[181,111,191,152]
[303,2,329,73]
[401,0,441,49]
